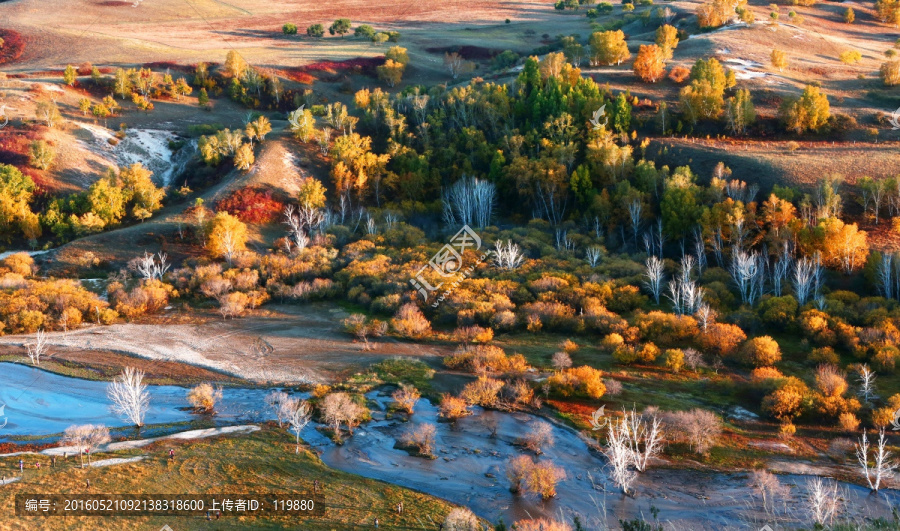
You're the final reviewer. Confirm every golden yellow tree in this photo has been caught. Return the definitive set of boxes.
[633,44,666,83]
[771,49,787,72]
[206,211,248,262]
[655,24,679,60]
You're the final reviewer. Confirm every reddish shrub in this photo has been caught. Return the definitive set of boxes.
[668,65,690,83]
[215,187,284,223]
[0,30,26,66]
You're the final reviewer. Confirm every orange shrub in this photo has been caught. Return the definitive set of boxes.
[668,65,690,83]
[699,323,747,357]
[547,365,605,399]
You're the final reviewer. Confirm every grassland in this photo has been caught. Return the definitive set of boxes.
[0,426,459,530]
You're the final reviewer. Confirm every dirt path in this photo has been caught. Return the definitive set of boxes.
[0,303,449,384]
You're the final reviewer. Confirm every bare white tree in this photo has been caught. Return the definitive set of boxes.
[807,476,840,526]
[794,255,816,305]
[749,469,787,514]
[695,303,715,332]
[265,390,290,427]
[772,248,791,296]
[442,176,496,228]
[730,250,763,306]
[220,227,239,266]
[320,392,367,440]
[443,507,479,530]
[604,417,638,494]
[644,255,665,305]
[135,252,156,281]
[284,397,312,453]
[663,409,722,454]
[107,367,150,427]
[856,428,896,492]
[551,351,572,372]
[857,365,878,405]
[26,329,49,365]
[585,245,603,267]
[628,199,642,248]
[522,421,554,455]
[626,408,664,473]
[876,252,900,301]
[683,348,704,372]
[493,240,525,270]
[63,424,111,468]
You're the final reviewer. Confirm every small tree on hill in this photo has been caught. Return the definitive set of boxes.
[329,18,351,38]
[307,24,325,38]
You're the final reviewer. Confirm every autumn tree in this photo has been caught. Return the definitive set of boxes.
[298,177,327,209]
[224,50,248,80]
[840,50,862,64]
[187,383,223,412]
[245,116,272,146]
[725,89,755,135]
[806,217,868,273]
[377,59,405,87]
[844,7,855,23]
[762,376,808,422]
[438,394,470,421]
[63,65,77,86]
[206,211,248,263]
[680,58,730,123]
[655,24,679,60]
[881,59,900,86]
[0,164,41,242]
[771,49,787,72]
[697,0,742,28]
[741,336,782,367]
[233,143,255,170]
[633,44,666,83]
[392,384,420,414]
[29,140,56,170]
[590,30,630,66]
[444,52,475,79]
[35,100,62,128]
[118,163,164,221]
[86,176,127,226]
[385,46,410,66]
[779,85,830,134]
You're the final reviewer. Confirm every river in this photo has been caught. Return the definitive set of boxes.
[1,367,897,528]
[0,362,269,439]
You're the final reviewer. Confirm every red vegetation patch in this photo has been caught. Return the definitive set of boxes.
[280,57,385,84]
[426,45,500,60]
[546,399,612,429]
[0,29,26,66]
[216,187,285,224]
[0,441,57,455]
[0,126,40,168]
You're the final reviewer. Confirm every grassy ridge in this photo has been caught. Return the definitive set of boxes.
[0,426,458,530]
